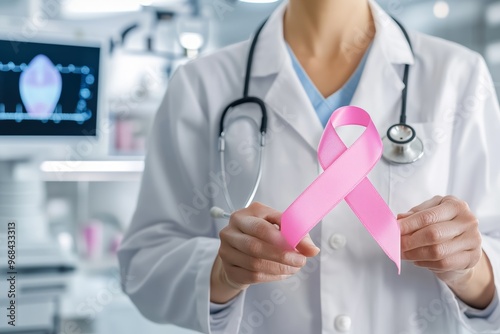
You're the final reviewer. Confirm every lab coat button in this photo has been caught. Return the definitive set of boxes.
[334,314,352,332]
[329,233,347,250]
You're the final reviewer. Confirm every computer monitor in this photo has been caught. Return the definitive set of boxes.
[0,38,101,136]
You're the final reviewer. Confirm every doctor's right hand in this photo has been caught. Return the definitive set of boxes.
[210,202,320,304]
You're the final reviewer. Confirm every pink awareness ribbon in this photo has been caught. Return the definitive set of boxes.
[281,106,401,273]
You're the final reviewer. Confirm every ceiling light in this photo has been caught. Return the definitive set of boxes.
[486,2,500,26]
[179,32,204,51]
[486,42,500,65]
[433,1,449,19]
[62,0,143,16]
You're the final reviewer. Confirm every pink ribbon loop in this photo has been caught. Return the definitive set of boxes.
[281,106,401,273]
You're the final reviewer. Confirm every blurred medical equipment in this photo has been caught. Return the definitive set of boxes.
[109,9,208,61]
[0,38,101,137]
[0,34,102,333]
[0,177,75,334]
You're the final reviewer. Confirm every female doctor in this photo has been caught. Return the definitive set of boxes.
[118,0,500,333]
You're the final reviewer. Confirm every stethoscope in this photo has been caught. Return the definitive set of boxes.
[212,18,424,217]
[382,18,425,165]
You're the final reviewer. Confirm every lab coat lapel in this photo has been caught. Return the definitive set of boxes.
[263,63,324,152]
[249,2,323,152]
[352,0,415,131]
[350,42,404,133]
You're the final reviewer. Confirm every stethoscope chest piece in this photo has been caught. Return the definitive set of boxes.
[382,124,424,164]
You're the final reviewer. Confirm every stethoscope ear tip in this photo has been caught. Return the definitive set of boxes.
[210,206,231,219]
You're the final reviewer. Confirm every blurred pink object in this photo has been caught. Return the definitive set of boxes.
[82,220,103,260]
[115,119,135,151]
[110,234,123,255]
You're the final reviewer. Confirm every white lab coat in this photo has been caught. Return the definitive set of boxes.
[118,1,500,333]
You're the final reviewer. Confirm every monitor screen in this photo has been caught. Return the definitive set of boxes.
[0,39,100,136]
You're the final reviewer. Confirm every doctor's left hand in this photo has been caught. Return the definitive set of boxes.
[398,195,495,309]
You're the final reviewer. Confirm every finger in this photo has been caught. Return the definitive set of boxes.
[413,250,478,271]
[262,210,283,227]
[234,215,285,246]
[244,202,282,223]
[401,220,468,252]
[222,245,302,275]
[224,265,292,285]
[408,195,444,213]
[397,212,414,220]
[397,196,444,219]
[261,211,320,257]
[399,200,461,235]
[295,234,320,257]
[402,233,475,261]
[223,230,306,267]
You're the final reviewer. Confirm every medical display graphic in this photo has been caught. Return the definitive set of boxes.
[0,39,100,135]
[19,54,63,120]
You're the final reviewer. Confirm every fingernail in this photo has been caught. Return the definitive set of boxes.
[303,235,317,248]
[313,244,321,253]
[289,253,306,267]
[311,244,321,253]
[397,211,414,219]
[303,236,321,253]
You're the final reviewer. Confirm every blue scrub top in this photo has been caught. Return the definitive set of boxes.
[287,44,371,127]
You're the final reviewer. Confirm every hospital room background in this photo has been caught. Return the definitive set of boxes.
[0,0,498,333]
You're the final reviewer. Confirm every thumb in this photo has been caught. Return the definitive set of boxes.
[263,211,282,226]
[295,234,320,257]
[265,213,320,256]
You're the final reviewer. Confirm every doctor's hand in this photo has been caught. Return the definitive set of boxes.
[398,195,495,309]
[210,202,320,304]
